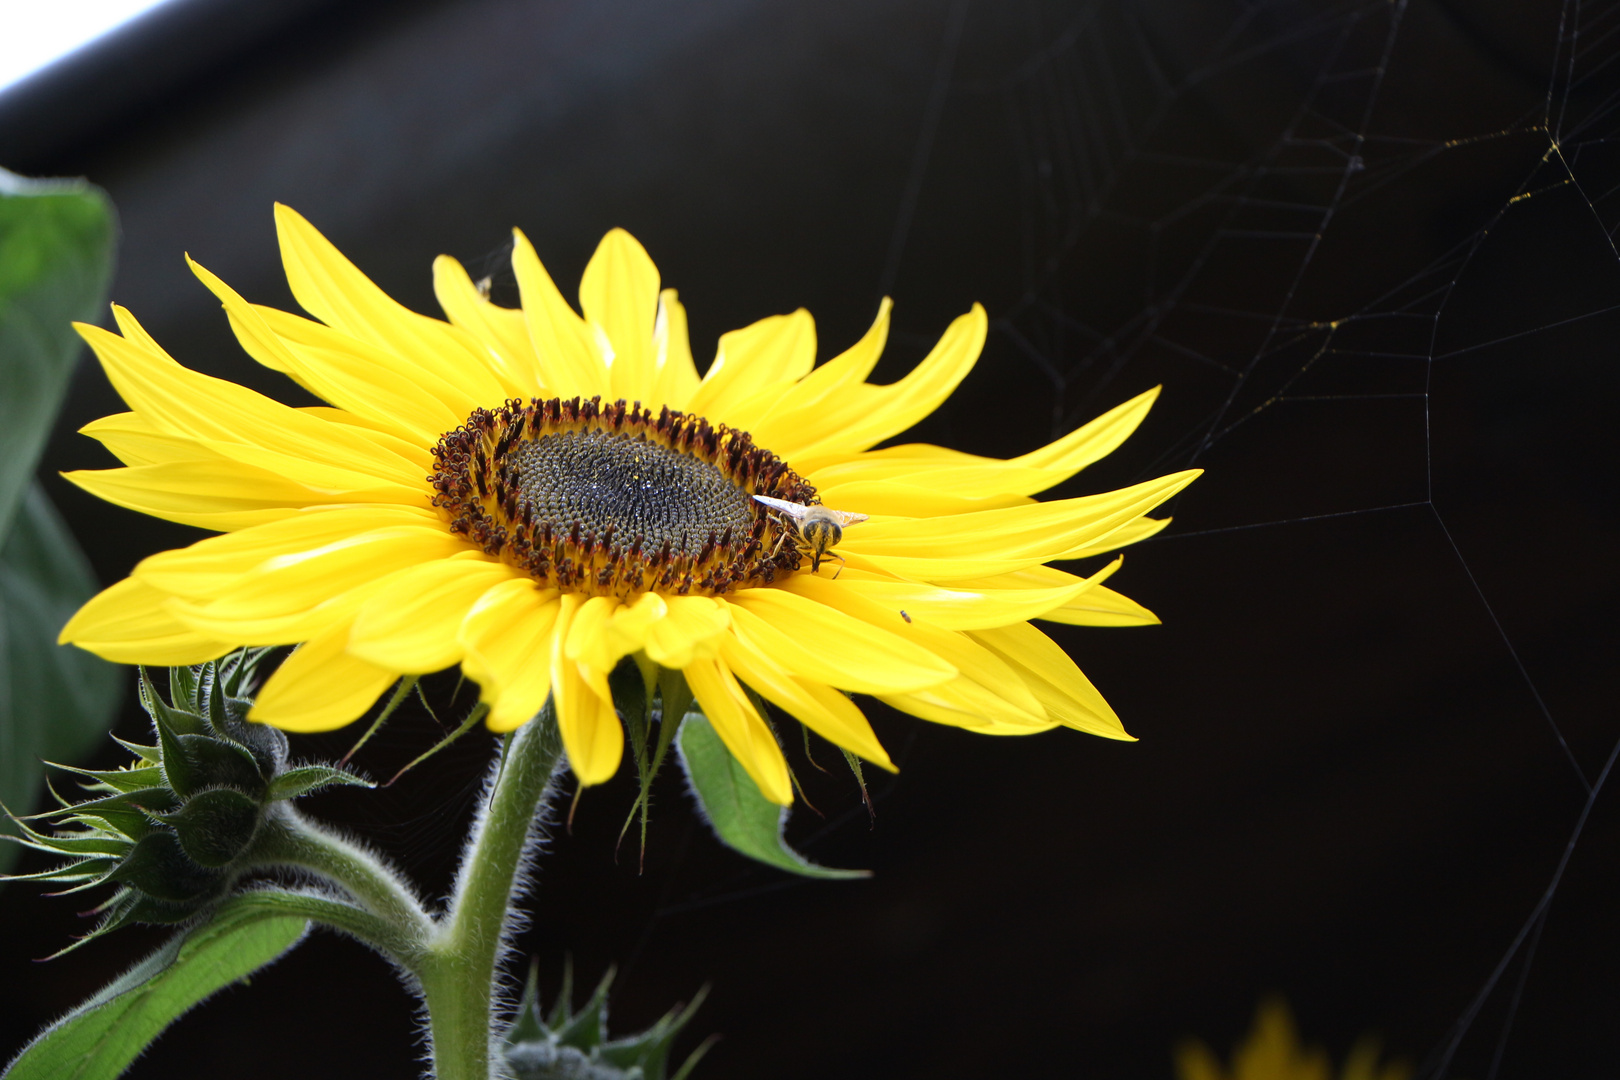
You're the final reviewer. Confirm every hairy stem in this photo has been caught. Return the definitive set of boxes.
[419,703,564,1080]
[249,806,433,951]
[227,888,421,960]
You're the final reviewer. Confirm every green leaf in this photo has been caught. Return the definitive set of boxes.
[676,712,867,880]
[1,486,123,871]
[0,171,120,871]
[0,170,116,536]
[1,901,306,1080]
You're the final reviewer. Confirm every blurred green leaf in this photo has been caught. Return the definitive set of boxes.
[1,486,123,866]
[0,170,121,870]
[0,169,116,536]
[1,900,306,1080]
[676,711,867,880]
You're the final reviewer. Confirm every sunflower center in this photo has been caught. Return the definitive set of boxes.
[430,396,817,597]
[508,429,756,559]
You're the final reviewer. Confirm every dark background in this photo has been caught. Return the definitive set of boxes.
[2,0,1617,1076]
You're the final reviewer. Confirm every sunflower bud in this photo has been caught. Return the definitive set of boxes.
[501,960,712,1080]
[4,648,371,951]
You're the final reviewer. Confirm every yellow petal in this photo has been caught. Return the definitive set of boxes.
[745,298,891,451]
[431,254,544,396]
[686,309,816,425]
[168,526,466,642]
[784,573,1044,718]
[579,228,660,405]
[249,618,396,732]
[297,407,434,471]
[969,622,1132,740]
[945,558,1145,626]
[1039,583,1160,627]
[272,205,511,405]
[79,315,428,492]
[1007,387,1160,478]
[59,577,235,665]
[649,289,700,410]
[842,470,1200,561]
[1059,514,1171,559]
[718,631,894,770]
[80,412,202,467]
[549,594,623,785]
[600,591,669,664]
[641,594,730,668]
[346,556,515,672]
[1174,1041,1225,1080]
[727,587,955,693]
[458,578,561,733]
[814,387,1164,500]
[836,549,1048,582]
[811,479,1031,517]
[684,656,793,805]
[511,228,609,399]
[831,572,1099,631]
[207,285,460,444]
[808,458,1053,499]
[784,304,986,465]
[563,594,622,673]
[248,305,470,439]
[134,507,440,598]
[63,462,423,533]
[879,676,1054,735]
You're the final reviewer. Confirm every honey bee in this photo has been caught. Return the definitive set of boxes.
[753,495,869,576]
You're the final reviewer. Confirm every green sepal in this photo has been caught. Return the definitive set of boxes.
[156,788,261,868]
[548,955,576,1031]
[112,737,161,764]
[502,959,710,1080]
[34,784,178,821]
[676,711,867,880]
[266,764,374,801]
[0,898,306,1080]
[507,957,551,1045]
[99,888,212,931]
[555,966,615,1050]
[166,665,201,717]
[216,647,274,698]
[136,667,203,736]
[4,812,132,859]
[615,665,694,860]
[47,762,166,795]
[56,811,154,847]
[597,986,711,1079]
[109,832,224,903]
[165,734,265,800]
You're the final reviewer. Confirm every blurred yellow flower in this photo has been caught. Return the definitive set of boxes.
[61,205,1197,801]
[1177,999,1411,1080]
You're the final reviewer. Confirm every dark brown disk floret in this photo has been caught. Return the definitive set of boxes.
[429,397,818,598]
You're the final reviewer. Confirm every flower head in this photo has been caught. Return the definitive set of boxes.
[1177,999,1411,1080]
[61,206,1197,802]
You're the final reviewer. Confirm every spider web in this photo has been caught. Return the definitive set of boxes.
[614,1,1617,1074]
[955,1,1613,1075]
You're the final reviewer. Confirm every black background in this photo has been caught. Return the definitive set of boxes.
[2,1,1617,1076]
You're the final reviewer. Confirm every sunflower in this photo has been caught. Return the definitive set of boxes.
[1176,999,1411,1080]
[59,205,1197,804]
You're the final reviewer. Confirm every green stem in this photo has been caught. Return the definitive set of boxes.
[248,806,433,951]
[226,888,420,960]
[418,702,564,1080]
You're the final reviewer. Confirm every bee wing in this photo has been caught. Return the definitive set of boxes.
[828,509,868,527]
[752,494,811,520]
